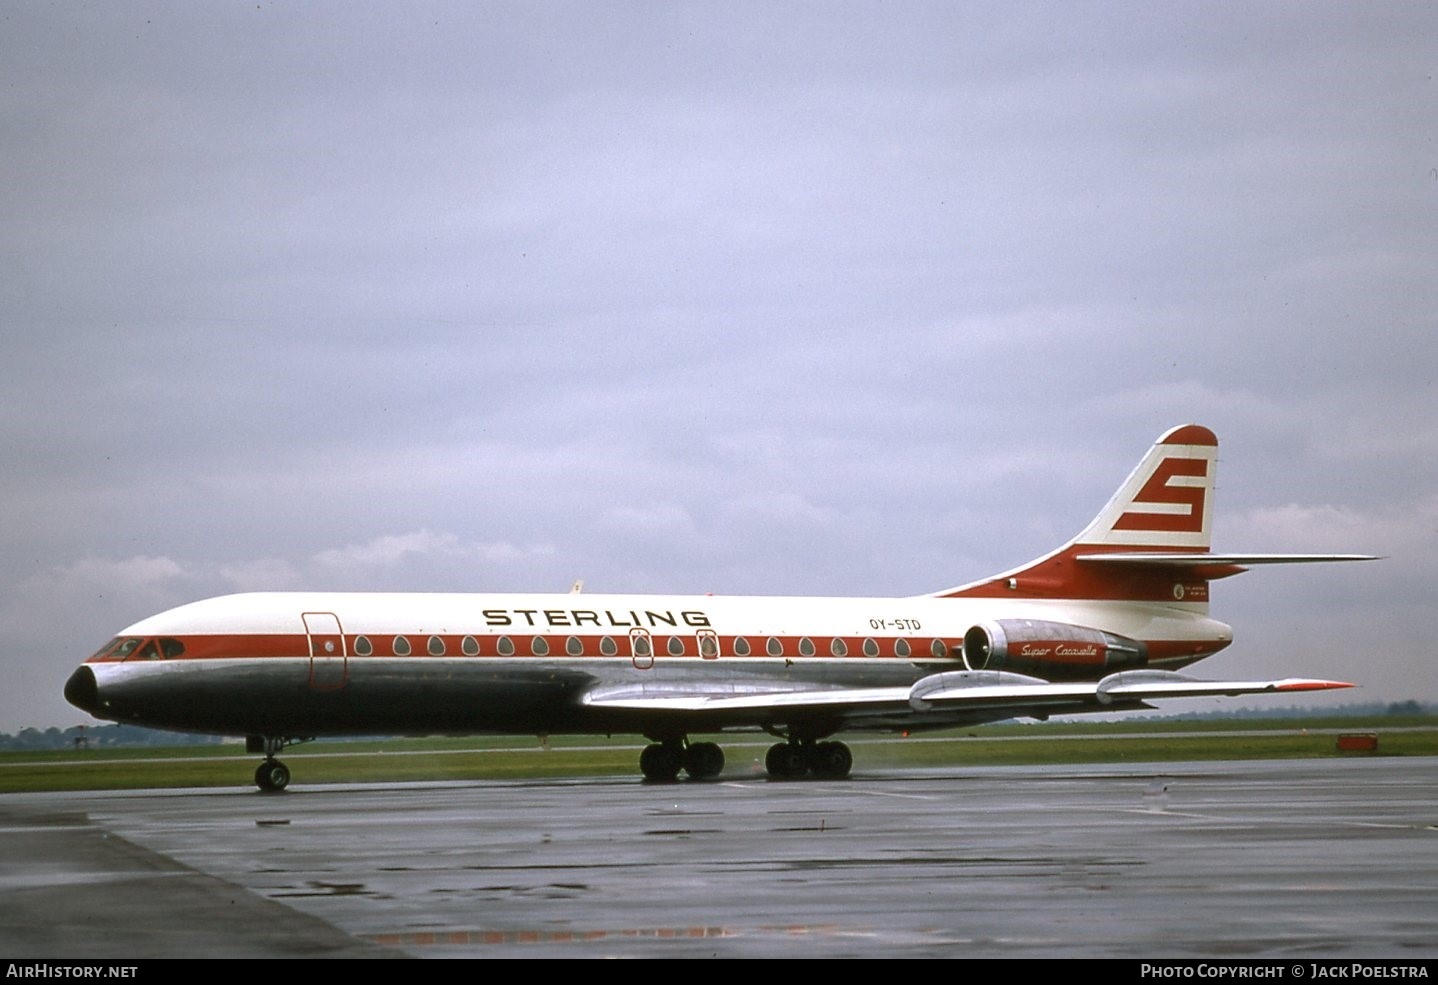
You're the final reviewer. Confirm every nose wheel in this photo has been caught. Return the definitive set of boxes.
[254,759,290,792]
[247,735,307,792]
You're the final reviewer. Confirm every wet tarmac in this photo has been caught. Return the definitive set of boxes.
[2,758,1435,958]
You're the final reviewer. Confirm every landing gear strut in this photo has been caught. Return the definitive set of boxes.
[638,738,726,782]
[247,735,306,792]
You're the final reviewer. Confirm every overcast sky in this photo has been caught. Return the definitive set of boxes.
[3,2,1433,730]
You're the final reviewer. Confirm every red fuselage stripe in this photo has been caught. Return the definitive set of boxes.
[87,633,1226,663]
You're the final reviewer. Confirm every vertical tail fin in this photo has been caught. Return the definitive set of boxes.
[936,425,1221,604]
[937,424,1370,603]
[1073,423,1217,552]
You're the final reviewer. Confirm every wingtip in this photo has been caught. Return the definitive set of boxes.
[1275,679,1357,692]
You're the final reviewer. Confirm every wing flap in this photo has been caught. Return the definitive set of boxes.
[581,684,910,714]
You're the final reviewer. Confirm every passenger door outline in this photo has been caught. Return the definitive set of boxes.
[303,611,348,690]
[629,628,653,670]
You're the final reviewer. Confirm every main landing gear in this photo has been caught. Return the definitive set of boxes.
[635,736,854,781]
[246,735,307,792]
[764,739,853,780]
[639,738,725,782]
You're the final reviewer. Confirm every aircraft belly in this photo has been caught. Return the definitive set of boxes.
[91,659,592,736]
[89,657,945,738]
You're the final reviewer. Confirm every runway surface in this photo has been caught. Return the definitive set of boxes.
[3,758,1435,958]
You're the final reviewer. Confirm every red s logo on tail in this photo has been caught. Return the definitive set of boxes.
[1113,457,1208,533]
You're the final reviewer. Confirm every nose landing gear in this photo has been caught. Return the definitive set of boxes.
[254,758,290,792]
[246,735,308,792]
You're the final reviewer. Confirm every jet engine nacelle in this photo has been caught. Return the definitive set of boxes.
[962,619,1147,680]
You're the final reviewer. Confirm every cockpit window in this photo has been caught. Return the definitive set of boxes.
[111,638,143,660]
[101,637,180,661]
[89,638,121,660]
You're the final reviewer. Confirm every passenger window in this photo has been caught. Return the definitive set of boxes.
[766,637,783,657]
[354,635,373,656]
[734,637,751,656]
[632,635,652,658]
[798,637,815,657]
[895,639,911,658]
[930,638,949,658]
[461,635,479,656]
[830,637,847,657]
[428,635,446,656]
[393,636,412,656]
[667,635,684,656]
[531,636,550,656]
[497,636,515,656]
[599,636,617,656]
[566,635,583,656]
[862,638,879,657]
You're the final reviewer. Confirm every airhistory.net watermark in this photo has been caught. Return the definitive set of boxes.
[5,966,137,979]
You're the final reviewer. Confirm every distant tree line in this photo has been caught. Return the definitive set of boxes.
[1093,700,1431,724]
[0,724,226,751]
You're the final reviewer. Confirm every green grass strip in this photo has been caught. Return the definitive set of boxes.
[2,717,1433,793]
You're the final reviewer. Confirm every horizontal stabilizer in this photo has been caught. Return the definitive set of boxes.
[1077,552,1378,566]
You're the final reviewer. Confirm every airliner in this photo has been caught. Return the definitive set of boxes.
[64,425,1373,791]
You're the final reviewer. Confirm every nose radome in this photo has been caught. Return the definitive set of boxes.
[64,665,99,713]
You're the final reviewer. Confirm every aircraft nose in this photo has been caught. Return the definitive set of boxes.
[64,665,99,713]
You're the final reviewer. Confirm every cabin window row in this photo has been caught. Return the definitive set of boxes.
[348,634,952,659]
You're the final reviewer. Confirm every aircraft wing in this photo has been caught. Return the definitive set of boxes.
[580,670,1353,731]
[908,669,1352,708]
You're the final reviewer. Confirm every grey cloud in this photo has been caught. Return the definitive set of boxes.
[3,2,1432,728]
